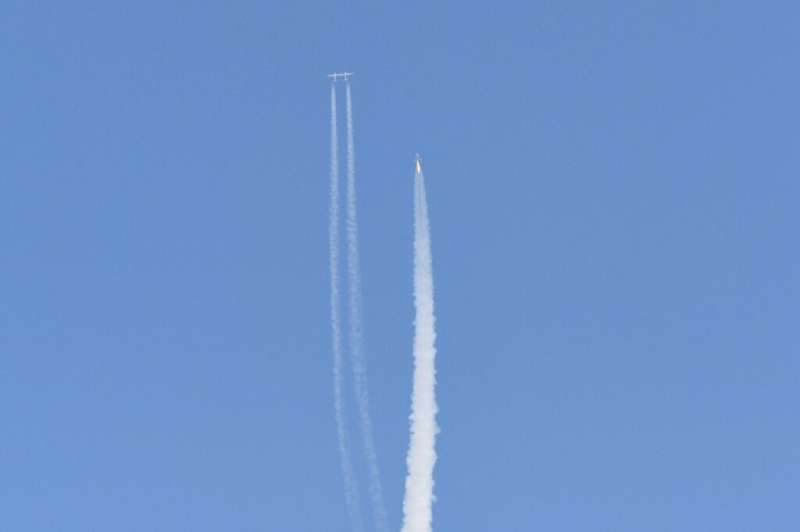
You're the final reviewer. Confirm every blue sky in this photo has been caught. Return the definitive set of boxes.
[3,1,799,530]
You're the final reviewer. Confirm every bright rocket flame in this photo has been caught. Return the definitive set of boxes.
[416,160,422,175]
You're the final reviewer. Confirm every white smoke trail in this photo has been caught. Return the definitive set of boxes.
[344,81,389,532]
[401,162,439,532]
[329,82,364,532]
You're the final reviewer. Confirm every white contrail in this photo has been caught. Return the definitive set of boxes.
[344,81,389,532]
[329,82,364,532]
[402,160,439,532]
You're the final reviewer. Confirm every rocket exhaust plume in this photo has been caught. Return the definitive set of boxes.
[329,82,364,532]
[402,157,439,532]
[344,81,389,532]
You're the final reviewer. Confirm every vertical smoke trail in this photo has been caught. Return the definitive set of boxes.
[344,81,389,532]
[402,161,439,532]
[329,82,364,532]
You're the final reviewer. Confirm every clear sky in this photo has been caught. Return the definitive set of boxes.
[3,1,798,531]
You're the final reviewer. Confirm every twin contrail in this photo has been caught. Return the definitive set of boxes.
[329,77,388,532]
[329,82,364,532]
[401,159,439,532]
